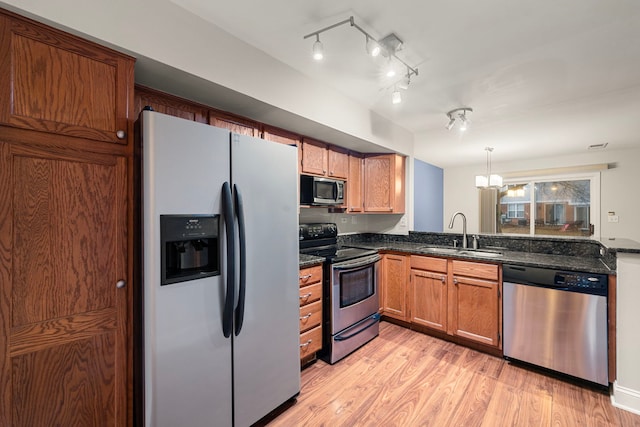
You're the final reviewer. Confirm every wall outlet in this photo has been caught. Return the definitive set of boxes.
[607,215,619,223]
[400,217,407,227]
[351,216,357,224]
[340,217,348,224]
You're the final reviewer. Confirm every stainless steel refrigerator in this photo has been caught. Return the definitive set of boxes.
[139,110,300,427]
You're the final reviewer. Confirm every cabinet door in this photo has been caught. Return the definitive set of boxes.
[0,13,133,144]
[327,146,348,179]
[381,254,409,321]
[134,85,208,123]
[411,270,448,332]
[263,125,300,146]
[300,139,328,176]
[0,141,129,426]
[449,275,501,348]
[346,154,363,212]
[209,110,259,136]
[363,154,405,213]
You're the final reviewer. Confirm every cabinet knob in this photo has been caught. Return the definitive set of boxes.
[441,276,446,283]
[116,279,126,289]
[116,130,127,139]
[453,278,458,285]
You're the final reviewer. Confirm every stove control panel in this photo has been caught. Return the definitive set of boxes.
[299,223,338,241]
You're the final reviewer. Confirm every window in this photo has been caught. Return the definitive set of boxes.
[507,203,525,219]
[495,174,599,237]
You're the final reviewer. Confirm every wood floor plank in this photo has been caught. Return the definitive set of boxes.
[267,322,640,427]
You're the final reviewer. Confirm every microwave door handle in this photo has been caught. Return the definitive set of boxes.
[333,181,338,200]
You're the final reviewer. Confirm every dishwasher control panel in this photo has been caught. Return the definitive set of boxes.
[503,264,608,296]
[554,272,608,293]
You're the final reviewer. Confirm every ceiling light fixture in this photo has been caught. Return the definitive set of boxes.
[303,16,419,104]
[392,87,402,104]
[445,107,473,132]
[475,147,503,188]
[312,34,323,61]
[366,36,381,57]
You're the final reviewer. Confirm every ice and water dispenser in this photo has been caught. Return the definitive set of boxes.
[160,215,219,285]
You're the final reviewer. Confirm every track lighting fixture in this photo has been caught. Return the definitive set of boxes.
[445,107,473,132]
[312,34,323,61]
[303,16,419,104]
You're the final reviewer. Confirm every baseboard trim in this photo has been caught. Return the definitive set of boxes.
[612,381,640,415]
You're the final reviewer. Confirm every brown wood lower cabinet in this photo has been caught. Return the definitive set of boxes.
[299,264,323,364]
[380,254,409,321]
[404,255,502,351]
[410,256,448,331]
[449,260,501,348]
[0,137,130,426]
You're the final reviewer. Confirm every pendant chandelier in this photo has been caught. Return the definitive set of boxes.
[475,147,503,188]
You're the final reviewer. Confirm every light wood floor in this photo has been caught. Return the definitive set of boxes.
[267,322,640,426]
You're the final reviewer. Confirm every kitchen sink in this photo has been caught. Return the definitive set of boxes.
[418,246,503,258]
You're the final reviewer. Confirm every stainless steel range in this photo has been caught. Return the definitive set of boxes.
[299,223,381,364]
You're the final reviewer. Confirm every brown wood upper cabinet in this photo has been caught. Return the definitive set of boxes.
[209,110,260,136]
[346,153,363,212]
[0,11,134,144]
[363,154,405,213]
[134,85,208,123]
[263,125,301,146]
[300,138,348,179]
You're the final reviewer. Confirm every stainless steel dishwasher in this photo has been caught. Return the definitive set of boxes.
[503,264,608,386]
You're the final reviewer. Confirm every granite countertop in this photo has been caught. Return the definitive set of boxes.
[299,253,324,268]
[339,241,614,275]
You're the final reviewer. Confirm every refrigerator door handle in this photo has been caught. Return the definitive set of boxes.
[233,184,247,336]
[221,181,235,338]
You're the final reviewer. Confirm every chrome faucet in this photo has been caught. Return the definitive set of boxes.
[448,211,468,249]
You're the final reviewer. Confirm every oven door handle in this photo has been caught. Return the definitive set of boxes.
[332,254,381,270]
[334,313,381,341]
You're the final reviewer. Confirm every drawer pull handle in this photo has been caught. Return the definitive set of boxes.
[299,274,312,280]
[299,292,312,301]
[300,313,313,320]
[300,339,312,348]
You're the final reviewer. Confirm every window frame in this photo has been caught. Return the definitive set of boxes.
[500,171,601,238]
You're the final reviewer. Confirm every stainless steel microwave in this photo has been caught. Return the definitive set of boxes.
[300,175,345,206]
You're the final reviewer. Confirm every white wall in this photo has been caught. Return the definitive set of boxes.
[442,147,640,242]
[613,253,640,414]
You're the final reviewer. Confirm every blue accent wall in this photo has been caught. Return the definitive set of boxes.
[414,159,443,232]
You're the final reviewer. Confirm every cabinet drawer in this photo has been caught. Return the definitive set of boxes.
[299,282,322,306]
[299,265,323,287]
[452,260,499,281]
[300,325,322,359]
[299,300,322,333]
[410,255,447,273]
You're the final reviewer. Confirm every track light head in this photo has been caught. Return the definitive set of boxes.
[392,89,402,104]
[312,35,323,61]
[366,36,381,57]
[445,117,456,130]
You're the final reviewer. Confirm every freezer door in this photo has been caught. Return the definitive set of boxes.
[142,111,234,427]
[231,134,301,427]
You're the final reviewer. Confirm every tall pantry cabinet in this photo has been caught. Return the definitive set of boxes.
[0,9,134,426]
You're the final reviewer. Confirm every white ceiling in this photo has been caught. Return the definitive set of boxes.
[169,0,640,167]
